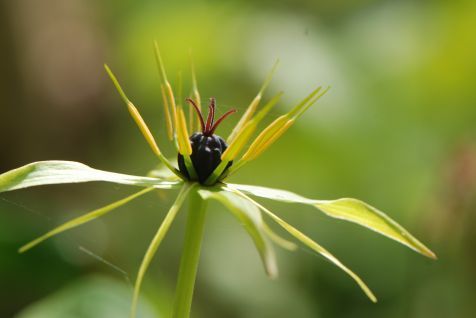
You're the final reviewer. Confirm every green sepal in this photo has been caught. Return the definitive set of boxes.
[19,187,155,253]
[0,161,182,193]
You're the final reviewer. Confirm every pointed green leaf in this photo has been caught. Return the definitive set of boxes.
[0,161,182,193]
[198,188,278,278]
[131,183,194,318]
[228,183,436,259]
[232,188,377,302]
[19,187,155,253]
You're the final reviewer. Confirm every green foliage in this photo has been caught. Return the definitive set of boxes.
[0,27,439,316]
[15,276,159,318]
[0,158,434,306]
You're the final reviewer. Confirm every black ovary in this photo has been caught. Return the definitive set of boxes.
[178,132,232,184]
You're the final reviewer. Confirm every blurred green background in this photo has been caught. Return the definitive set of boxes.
[1,0,476,317]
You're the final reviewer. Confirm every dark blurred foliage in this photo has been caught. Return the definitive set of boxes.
[1,0,476,317]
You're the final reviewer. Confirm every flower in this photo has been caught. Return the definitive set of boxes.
[0,43,436,318]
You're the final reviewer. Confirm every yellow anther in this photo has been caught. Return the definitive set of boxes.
[127,101,162,157]
[241,115,289,161]
[176,107,192,156]
[161,84,174,140]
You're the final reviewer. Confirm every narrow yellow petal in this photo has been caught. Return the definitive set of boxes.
[161,84,174,140]
[166,81,178,130]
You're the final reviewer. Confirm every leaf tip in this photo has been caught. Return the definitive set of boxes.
[415,240,437,260]
[18,243,32,254]
[264,257,279,280]
[369,293,378,303]
[424,248,438,260]
[267,269,279,280]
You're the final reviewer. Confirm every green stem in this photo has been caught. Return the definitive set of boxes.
[172,188,207,318]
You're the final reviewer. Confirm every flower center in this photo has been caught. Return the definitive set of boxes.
[177,98,235,184]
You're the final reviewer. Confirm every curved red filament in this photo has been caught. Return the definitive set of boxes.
[186,98,205,132]
[186,97,236,136]
[205,97,215,133]
[209,109,237,135]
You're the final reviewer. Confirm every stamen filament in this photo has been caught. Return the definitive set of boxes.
[186,98,205,132]
[209,109,237,135]
[205,97,216,134]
